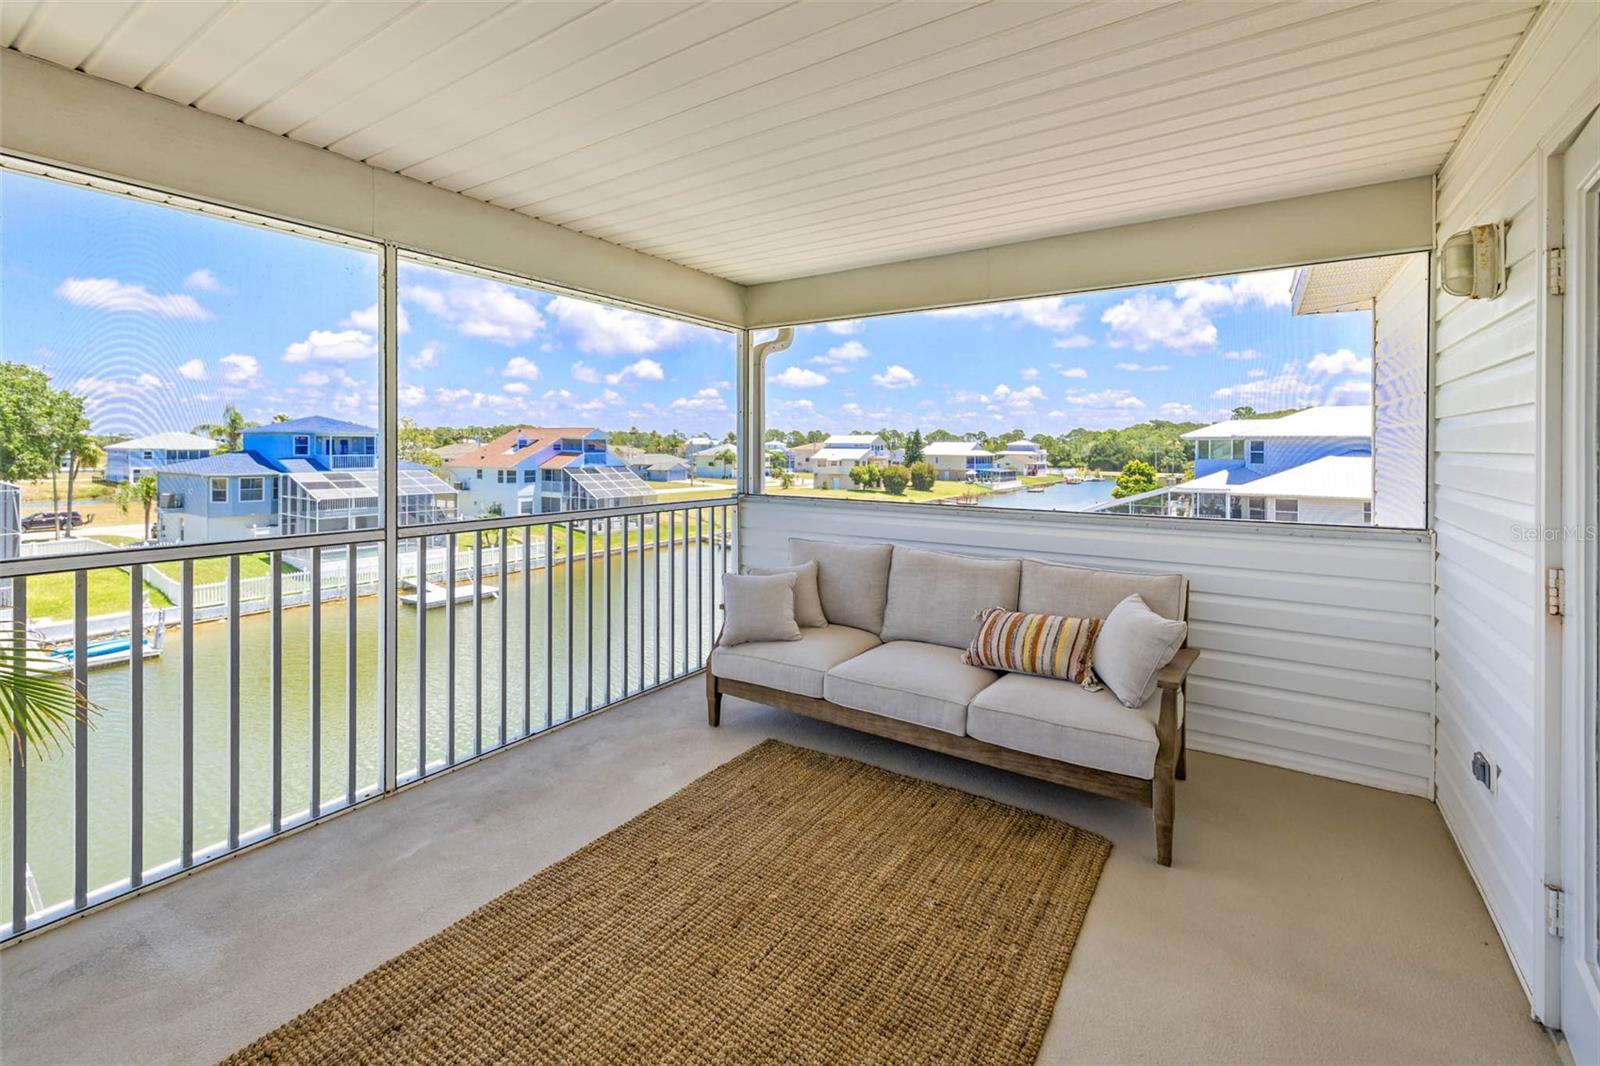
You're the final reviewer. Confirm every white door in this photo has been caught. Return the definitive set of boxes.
[1561,107,1600,1066]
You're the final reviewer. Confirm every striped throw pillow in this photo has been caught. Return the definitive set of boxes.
[962,606,1103,685]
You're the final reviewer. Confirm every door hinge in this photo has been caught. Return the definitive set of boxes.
[1548,247,1566,296]
[1547,884,1565,938]
[1547,567,1566,617]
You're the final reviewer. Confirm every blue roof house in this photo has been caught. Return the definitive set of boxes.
[103,431,218,484]
[153,417,456,544]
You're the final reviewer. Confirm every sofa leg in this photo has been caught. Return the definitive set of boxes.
[1176,720,1187,781]
[1154,775,1174,867]
[706,672,722,727]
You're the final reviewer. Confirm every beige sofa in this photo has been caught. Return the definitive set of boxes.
[708,540,1198,865]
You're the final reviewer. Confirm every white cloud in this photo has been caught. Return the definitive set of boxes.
[408,280,544,345]
[871,364,919,389]
[931,295,1085,332]
[1328,380,1373,404]
[1064,388,1145,410]
[1222,348,1265,360]
[219,353,261,384]
[1114,361,1172,372]
[547,295,688,355]
[398,383,427,408]
[670,388,729,414]
[503,356,540,380]
[297,370,331,387]
[1306,348,1372,376]
[1057,366,1088,379]
[1212,363,1324,407]
[284,328,378,364]
[1101,292,1217,351]
[503,381,530,395]
[1159,402,1206,420]
[825,319,865,335]
[570,361,600,384]
[605,358,665,386]
[1247,368,1268,379]
[985,383,1046,411]
[1052,335,1093,349]
[135,372,161,389]
[771,366,829,388]
[342,303,410,334]
[183,268,224,293]
[55,277,212,321]
[1174,269,1293,310]
[406,343,441,371]
[178,358,208,381]
[840,402,865,418]
[1019,367,1040,380]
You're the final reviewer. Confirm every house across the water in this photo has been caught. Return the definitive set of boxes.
[103,431,218,484]
[442,427,654,516]
[153,416,458,543]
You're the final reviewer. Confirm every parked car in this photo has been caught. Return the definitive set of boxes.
[20,510,91,531]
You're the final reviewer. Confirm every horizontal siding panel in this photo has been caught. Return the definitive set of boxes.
[1434,351,1536,418]
[741,497,1434,795]
[1433,452,1535,505]
[1433,308,1536,386]
[1433,483,1535,545]
[1434,521,1536,603]
[1435,404,1537,455]
[1196,650,1432,715]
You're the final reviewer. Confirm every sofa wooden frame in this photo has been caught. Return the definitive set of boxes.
[707,589,1198,866]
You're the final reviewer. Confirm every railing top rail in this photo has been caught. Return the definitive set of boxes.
[0,497,737,578]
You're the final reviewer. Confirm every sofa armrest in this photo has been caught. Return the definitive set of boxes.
[1156,647,1199,691]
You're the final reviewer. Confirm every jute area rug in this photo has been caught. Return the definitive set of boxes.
[226,740,1111,1065]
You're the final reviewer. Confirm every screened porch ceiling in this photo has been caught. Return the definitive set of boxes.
[1,0,1539,286]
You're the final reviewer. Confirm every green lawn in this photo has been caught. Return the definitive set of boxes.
[152,553,285,584]
[19,568,173,621]
[764,480,992,505]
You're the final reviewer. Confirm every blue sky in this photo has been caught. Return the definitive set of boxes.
[4,169,1377,441]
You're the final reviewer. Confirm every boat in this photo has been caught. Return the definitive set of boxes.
[40,627,163,672]
[400,579,499,607]
[1026,486,1046,494]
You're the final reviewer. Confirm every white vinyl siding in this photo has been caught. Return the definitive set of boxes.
[1372,254,1429,529]
[1430,0,1600,1018]
[741,496,1435,796]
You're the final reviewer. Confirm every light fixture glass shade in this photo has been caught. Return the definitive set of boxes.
[1440,222,1506,299]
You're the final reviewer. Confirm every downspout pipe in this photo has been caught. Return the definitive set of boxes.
[741,327,793,496]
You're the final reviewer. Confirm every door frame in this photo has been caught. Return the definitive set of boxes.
[1554,101,1600,1059]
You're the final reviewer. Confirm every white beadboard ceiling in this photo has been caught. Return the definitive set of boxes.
[2,0,1539,286]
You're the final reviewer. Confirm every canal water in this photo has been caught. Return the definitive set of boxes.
[1,542,716,920]
[969,479,1117,511]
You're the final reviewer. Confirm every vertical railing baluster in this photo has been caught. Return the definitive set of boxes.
[227,555,241,850]
[604,515,613,704]
[415,537,427,779]
[9,577,27,933]
[622,516,631,698]
[585,517,594,714]
[544,524,553,730]
[693,507,703,667]
[565,520,574,723]
[670,509,678,680]
[72,571,87,909]
[472,531,483,755]
[129,565,143,888]
[345,546,357,806]
[498,528,507,746]
[654,511,662,687]
[309,547,322,819]
[445,532,457,766]
[181,560,194,867]
[522,524,531,738]
[708,507,717,660]
[270,551,282,833]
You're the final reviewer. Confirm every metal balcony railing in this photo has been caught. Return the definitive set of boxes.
[0,496,732,942]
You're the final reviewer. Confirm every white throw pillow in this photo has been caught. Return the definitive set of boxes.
[1093,594,1188,708]
[719,572,802,647]
[746,560,827,628]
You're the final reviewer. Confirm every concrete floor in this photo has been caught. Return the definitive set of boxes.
[0,679,1561,1065]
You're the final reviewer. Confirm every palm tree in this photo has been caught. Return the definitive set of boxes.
[192,402,255,453]
[62,438,102,539]
[1,623,95,763]
[114,474,159,540]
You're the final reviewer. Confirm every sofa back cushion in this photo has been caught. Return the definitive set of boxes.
[788,538,894,633]
[881,546,1021,649]
[1019,559,1187,622]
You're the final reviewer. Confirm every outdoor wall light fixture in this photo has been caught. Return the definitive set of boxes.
[1439,221,1507,299]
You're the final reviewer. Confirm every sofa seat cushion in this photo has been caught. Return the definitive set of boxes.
[711,624,881,698]
[824,641,999,736]
[967,673,1176,779]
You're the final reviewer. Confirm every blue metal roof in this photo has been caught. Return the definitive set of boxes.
[245,416,375,436]
[155,451,282,476]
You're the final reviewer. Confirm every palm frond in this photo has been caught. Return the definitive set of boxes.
[0,623,98,763]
